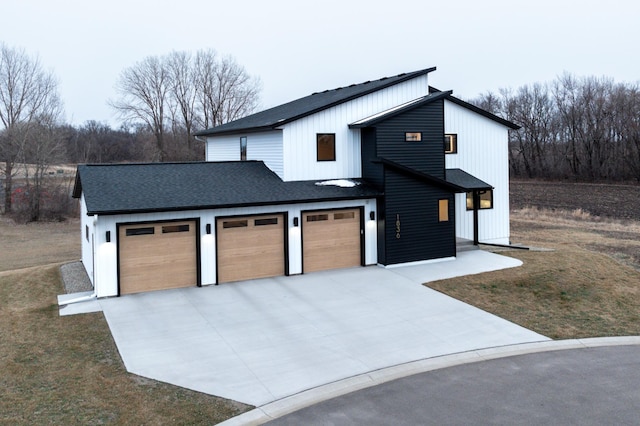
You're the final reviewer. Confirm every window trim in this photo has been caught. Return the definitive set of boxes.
[240,136,247,161]
[444,134,457,154]
[466,190,494,210]
[316,133,336,162]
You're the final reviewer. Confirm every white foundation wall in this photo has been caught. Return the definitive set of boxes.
[89,198,377,297]
[444,100,511,244]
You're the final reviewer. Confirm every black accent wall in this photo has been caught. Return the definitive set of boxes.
[374,99,446,178]
[360,97,456,265]
[382,169,455,265]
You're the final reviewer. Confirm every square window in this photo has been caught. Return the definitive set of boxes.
[405,132,422,142]
[438,199,449,222]
[445,134,457,154]
[240,136,247,161]
[317,134,335,161]
[466,190,493,210]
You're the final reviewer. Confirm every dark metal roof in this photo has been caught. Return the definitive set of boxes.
[195,68,436,136]
[429,86,521,130]
[445,168,493,190]
[349,91,452,128]
[73,162,381,216]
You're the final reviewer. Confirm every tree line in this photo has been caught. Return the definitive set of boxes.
[472,73,640,181]
[0,43,260,220]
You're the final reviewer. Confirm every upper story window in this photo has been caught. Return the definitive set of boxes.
[445,134,457,154]
[317,133,336,161]
[466,190,493,210]
[405,132,422,142]
[240,136,247,161]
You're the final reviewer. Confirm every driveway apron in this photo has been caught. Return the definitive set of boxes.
[99,251,549,406]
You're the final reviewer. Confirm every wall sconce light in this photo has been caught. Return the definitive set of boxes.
[106,231,111,243]
[293,217,299,227]
[206,224,211,234]
[369,211,375,221]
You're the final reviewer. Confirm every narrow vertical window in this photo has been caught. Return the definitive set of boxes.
[317,133,336,161]
[438,199,449,222]
[240,136,247,161]
[444,134,457,154]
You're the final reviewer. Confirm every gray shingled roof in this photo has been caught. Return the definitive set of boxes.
[73,161,381,215]
[445,168,493,190]
[195,68,436,136]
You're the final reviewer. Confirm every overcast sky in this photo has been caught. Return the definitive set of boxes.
[3,0,639,126]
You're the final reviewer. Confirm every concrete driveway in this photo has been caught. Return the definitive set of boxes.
[99,251,549,406]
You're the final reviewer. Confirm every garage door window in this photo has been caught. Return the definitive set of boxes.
[223,220,248,228]
[126,227,155,236]
[306,214,329,222]
[162,224,190,233]
[255,217,278,226]
[334,211,355,220]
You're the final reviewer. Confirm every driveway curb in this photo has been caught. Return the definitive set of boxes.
[220,336,640,426]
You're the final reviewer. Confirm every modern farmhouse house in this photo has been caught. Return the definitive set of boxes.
[73,67,518,297]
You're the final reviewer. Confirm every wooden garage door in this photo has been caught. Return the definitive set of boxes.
[303,208,361,273]
[119,221,197,295]
[217,214,285,283]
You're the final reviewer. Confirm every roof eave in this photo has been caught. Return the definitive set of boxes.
[85,194,381,216]
[349,90,452,128]
[196,67,438,136]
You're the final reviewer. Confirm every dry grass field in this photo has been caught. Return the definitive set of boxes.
[1,179,639,423]
[428,180,640,339]
[0,217,251,424]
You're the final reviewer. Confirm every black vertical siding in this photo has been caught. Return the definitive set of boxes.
[381,168,455,265]
[375,99,446,179]
[361,127,383,188]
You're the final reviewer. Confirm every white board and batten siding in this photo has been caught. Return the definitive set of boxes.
[206,130,284,178]
[79,194,95,287]
[444,100,511,244]
[282,76,430,181]
[89,198,377,298]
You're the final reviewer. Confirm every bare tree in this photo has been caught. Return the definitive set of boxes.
[20,118,64,221]
[167,51,198,156]
[194,51,261,130]
[111,56,170,161]
[0,43,62,213]
[111,50,260,162]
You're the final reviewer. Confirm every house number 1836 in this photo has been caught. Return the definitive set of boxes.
[395,214,401,239]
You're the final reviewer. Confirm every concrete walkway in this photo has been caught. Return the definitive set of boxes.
[97,251,549,406]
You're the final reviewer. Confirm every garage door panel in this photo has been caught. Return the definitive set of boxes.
[303,209,362,273]
[119,220,197,295]
[217,214,285,283]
